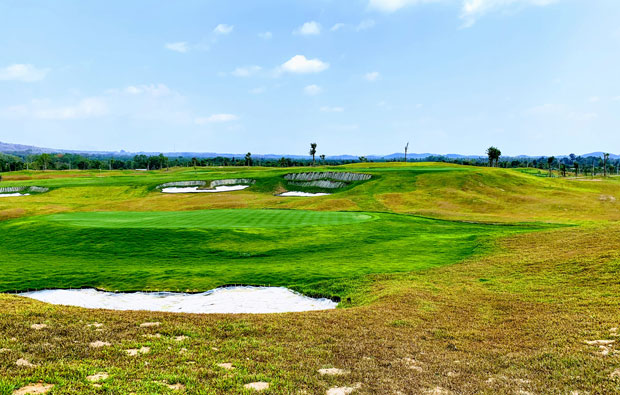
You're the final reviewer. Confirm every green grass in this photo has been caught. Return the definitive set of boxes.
[0,209,544,298]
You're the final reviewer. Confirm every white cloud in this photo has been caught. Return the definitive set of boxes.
[231,65,262,77]
[461,0,559,27]
[364,71,381,81]
[368,0,432,13]
[331,23,346,32]
[304,85,322,96]
[320,106,344,112]
[0,64,49,82]
[165,42,189,53]
[258,32,273,39]
[588,96,600,103]
[281,55,329,74]
[124,83,172,97]
[294,21,321,36]
[214,24,234,35]
[356,19,376,31]
[195,114,239,124]
[613,96,620,101]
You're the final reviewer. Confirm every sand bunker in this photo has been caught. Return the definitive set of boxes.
[19,286,337,314]
[0,186,48,197]
[159,179,255,194]
[162,185,250,193]
[278,191,331,197]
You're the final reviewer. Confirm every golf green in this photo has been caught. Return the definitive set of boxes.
[38,209,375,229]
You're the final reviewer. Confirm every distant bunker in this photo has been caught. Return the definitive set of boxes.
[158,179,255,194]
[283,172,371,189]
[0,186,49,197]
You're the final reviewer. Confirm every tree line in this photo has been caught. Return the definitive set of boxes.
[1,144,618,177]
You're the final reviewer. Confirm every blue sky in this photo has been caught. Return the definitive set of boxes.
[0,0,619,156]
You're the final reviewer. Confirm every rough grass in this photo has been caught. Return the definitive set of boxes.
[1,163,619,394]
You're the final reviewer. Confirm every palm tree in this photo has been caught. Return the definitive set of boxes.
[309,143,317,166]
[486,146,501,167]
[319,154,326,164]
[404,142,409,162]
[604,153,610,177]
[547,156,555,177]
[245,152,252,166]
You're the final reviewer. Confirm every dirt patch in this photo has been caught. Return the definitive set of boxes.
[318,368,348,376]
[12,383,54,395]
[30,324,47,330]
[244,382,269,391]
[15,358,37,368]
[217,362,234,370]
[139,322,161,328]
[125,347,150,356]
[89,341,110,348]
[326,384,361,395]
[86,372,108,382]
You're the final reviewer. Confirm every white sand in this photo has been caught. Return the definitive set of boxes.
[278,191,331,197]
[162,185,250,193]
[0,193,30,197]
[20,286,337,314]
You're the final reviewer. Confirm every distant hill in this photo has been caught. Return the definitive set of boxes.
[0,141,616,161]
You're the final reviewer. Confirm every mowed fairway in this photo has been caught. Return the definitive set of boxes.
[0,208,541,297]
[0,163,619,394]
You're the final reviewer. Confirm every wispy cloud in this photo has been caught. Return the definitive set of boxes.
[320,106,344,112]
[364,71,381,81]
[356,19,376,31]
[0,64,49,82]
[231,66,262,77]
[368,0,434,13]
[294,21,322,36]
[258,32,273,39]
[164,42,189,53]
[461,0,560,27]
[2,97,107,120]
[124,83,172,97]
[281,55,329,74]
[214,24,234,35]
[304,85,322,96]
[195,114,239,124]
[331,23,346,32]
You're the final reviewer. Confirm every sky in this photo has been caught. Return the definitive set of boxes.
[0,0,619,156]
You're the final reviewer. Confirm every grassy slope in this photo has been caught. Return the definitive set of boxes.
[0,163,619,394]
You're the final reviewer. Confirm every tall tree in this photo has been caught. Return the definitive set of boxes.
[245,152,252,166]
[604,153,610,177]
[574,162,579,177]
[486,146,501,167]
[404,142,409,162]
[319,154,326,164]
[309,143,317,166]
[547,156,555,177]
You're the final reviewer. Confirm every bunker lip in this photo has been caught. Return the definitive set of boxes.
[17,286,338,314]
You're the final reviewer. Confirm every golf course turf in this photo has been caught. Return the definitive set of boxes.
[0,163,619,394]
